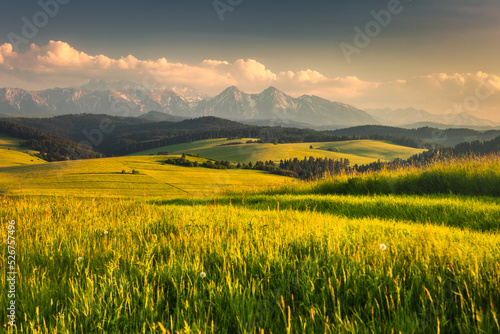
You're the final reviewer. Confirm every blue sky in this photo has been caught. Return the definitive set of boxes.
[1,0,499,120]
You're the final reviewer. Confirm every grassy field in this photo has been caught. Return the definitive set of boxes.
[1,150,499,332]
[130,138,426,165]
[221,155,500,198]
[0,133,47,167]
[0,155,290,197]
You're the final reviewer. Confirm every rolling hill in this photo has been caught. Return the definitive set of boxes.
[0,133,47,167]
[130,138,426,165]
[0,154,289,197]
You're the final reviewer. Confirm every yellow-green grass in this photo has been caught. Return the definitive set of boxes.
[130,138,426,165]
[160,193,500,232]
[220,154,500,198]
[131,138,258,156]
[0,133,47,167]
[0,155,290,198]
[315,140,424,161]
[1,196,500,333]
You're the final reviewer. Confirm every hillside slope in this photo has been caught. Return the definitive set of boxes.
[0,133,47,167]
[0,155,289,197]
[131,138,426,165]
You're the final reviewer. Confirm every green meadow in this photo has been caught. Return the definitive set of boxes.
[0,155,289,198]
[131,138,425,165]
[0,136,499,333]
[0,133,47,168]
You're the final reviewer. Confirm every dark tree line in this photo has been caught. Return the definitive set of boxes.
[451,136,500,155]
[250,157,351,179]
[0,120,103,161]
[163,154,233,169]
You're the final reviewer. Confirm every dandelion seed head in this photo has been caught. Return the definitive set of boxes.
[104,230,108,235]
[380,244,387,251]
[77,257,83,262]
[200,272,206,278]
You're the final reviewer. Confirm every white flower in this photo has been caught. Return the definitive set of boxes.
[104,230,108,235]
[200,272,206,278]
[113,238,116,242]
[77,257,83,262]
[380,244,387,251]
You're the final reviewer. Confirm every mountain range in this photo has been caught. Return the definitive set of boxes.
[365,107,498,128]
[0,80,497,128]
[0,80,377,127]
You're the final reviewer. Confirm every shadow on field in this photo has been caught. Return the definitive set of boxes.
[151,194,500,232]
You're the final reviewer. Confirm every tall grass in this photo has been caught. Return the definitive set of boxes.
[1,196,500,333]
[223,154,500,197]
[161,194,500,232]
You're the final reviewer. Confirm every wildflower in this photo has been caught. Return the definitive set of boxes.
[380,244,387,251]
[104,230,109,235]
[200,272,206,278]
[77,257,83,262]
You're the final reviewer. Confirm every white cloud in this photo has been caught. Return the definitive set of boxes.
[0,41,499,121]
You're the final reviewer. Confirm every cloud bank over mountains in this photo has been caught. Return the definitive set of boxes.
[1,41,499,121]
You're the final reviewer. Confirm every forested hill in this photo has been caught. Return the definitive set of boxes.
[0,120,103,161]
[5,114,498,157]
[4,115,248,142]
[332,125,500,146]
[4,114,428,156]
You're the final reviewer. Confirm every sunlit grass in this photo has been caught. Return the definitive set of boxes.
[1,193,500,333]
[0,155,290,198]
[0,133,47,167]
[223,154,500,197]
[1,154,499,333]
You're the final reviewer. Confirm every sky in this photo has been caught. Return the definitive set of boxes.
[0,0,499,121]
